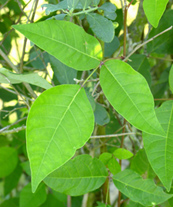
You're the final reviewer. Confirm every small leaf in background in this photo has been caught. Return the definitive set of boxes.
[113,169,173,206]
[49,55,77,84]
[42,2,68,15]
[4,164,23,195]
[98,2,117,20]
[0,198,19,207]
[113,148,133,160]
[130,148,155,179]
[26,85,94,192]
[96,201,112,207]
[13,20,102,70]
[0,68,52,89]
[86,13,114,43]
[169,65,173,93]
[40,194,65,207]
[85,88,96,111]
[79,0,92,9]
[20,183,47,207]
[0,147,18,177]
[104,36,120,57]
[99,152,112,165]
[143,100,173,191]
[107,157,121,175]
[143,0,169,28]
[127,54,151,85]
[44,155,108,196]
[67,0,80,10]
[94,103,110,126]
[100,59,165,136]
[21,161,31,176]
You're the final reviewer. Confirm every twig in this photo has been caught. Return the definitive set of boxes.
[0,117,27,133]
[92,81,100,96]
[0,126,26,135]
[90,132,135,139]
[124,26,173,61]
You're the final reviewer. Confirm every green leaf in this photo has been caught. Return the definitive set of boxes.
[0,198,19,207]
[113,148,133,160]
[42,2,68,15]
[21,161,31,176]
[143,0,169,28]
[49,55,77,84]
[113,169,173,206]
[86,13,114,43]
[104,36,120,57]
[94,103,110,126]
[100,59,165,136]
[13,20,102,71]
[169,65,173,93]
[4,164,22,195]
[107,157,121,175]
[130,149,155,178]
[40,194,65,207]
[67,0,80,9]
[0,147,18,177]
[143,101,173,191]
[99,152,112,165]
[26,85,94,192]
[0,68,52,89]
[44,155,108,196]
[79,0,92,9]
[98,2,117,20]
[127,54,151,85]
[127,200,145,207]
[20,183,47,207]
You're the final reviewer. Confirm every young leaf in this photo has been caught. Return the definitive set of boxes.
[44,155,108,196]
[0,147,18,177]
[20,183,47,207]
[100,59,165,136]
[86,13,114,43]
[13,20,102,71]
[26,85,94,192]
[143,100,173,191]
[107,157,121,175]
[0,68,52,89]
[113,148,133,160]
[113,169,173,206]
[143,0,169,28]
[169,65,173,93]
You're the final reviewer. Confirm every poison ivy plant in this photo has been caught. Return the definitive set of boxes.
[1,0,173,206]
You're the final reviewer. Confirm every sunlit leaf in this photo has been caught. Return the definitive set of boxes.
[143,100,173,191]
[100,59,165,136]
[44,155,108,196]
[26,85,94,192]
[143,0,169,27]
[113,169,173,206]
[113,148,133,160]
[13,20,102,71]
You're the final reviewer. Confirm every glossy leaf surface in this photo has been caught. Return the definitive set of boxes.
[0,68,52,89]
[100,59,165,135]
[44,155,108,196]
[13,20,102,70]
[26,85,94,192]
[143,100,173,191]
[143,0,169,28]
[113,169,172,206]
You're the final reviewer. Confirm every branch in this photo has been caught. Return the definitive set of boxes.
[90,132,136,139]
[124,26,173,61]
[0,126,26,135]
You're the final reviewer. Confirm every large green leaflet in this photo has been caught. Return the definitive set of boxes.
[44,155,108,196]
[113,169,173,206]
[143,0,169,28]
[100,59,165,136]
[143,101,173,191]
[13,20,102,71]
[0,68,52,89]
[26,85,94,192]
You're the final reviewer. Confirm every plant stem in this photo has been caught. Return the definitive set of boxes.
[68,7,98,17]
[67,195,71,207]
[124,26,173,61]
[0,126,26,135]
[123,0,127,58]
[90,132,136,139]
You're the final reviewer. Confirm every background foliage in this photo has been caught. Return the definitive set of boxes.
[0,0,173,206]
